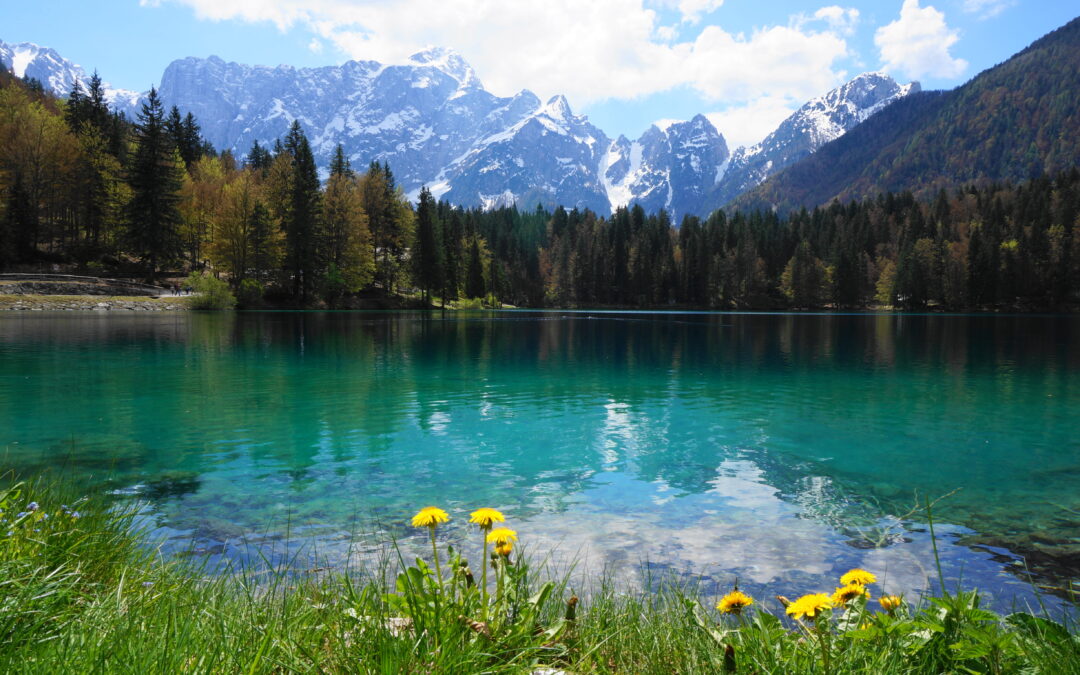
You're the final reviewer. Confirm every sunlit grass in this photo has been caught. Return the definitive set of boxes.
[2,480,1078,673]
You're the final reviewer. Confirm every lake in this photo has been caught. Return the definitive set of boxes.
[1,310,1077,613]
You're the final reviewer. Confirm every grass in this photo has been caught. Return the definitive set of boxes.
[2,478,1078,674]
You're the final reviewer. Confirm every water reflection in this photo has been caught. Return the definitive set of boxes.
[0,310,1077,611]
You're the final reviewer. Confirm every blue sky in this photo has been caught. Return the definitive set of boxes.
[2,0,1077,147]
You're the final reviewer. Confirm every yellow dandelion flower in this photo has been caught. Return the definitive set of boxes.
[840,568,876,586]
[785,593,833,620]
[486,527,518,546]
[495,542,513,556]
[717,590,754,615]
[879,595,902,612]
[831,584,870,606]
[411,506,449,528]
[468,507,505,529]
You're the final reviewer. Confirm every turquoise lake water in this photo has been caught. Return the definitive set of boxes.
[0,311,1077,612]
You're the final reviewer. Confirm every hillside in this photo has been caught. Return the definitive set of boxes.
[729,17,1080,214]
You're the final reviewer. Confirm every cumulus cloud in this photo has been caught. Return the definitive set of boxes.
[811,6,860,35]
[146,0,852,110]
[705,95,800,149]
[875,0,968,80]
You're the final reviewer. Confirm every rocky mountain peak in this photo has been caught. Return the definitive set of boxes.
[408,46,482,90]
[2,37,917,220]
[706,71,919,212]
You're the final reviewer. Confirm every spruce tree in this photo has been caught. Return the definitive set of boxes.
[411,187,444,305]
[329,144,352,178]
[65,79,87,131]
[85,72,110,132]
[282,120,322,302]
[180,112,203,167]
[126,87,184,282]
[466,237,485,299]
[1,174,34,267]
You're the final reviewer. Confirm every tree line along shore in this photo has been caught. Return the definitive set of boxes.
[2,63,1078,312]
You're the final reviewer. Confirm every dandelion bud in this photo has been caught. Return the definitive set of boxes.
[565,595,579,622]
[458,614,491,638]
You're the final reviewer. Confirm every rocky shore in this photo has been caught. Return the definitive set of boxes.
[0,295,186,311]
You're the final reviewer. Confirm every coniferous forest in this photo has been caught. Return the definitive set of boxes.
[1,61,1078,311]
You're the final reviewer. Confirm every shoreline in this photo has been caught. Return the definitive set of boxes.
[0,294,188,311]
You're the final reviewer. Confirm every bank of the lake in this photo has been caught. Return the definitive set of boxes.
[0,294,187,311]
[2,478,1078,674]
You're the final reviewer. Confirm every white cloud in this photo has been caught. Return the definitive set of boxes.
[812,6,860,36]
[307,37,323,54]
[962,0,1016,20]
[676,0,725,24]
[149,0,852,110]
[705,95,799,149]
[875,0,968,80]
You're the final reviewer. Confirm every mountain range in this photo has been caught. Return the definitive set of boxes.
[730,16,1080,213]
[0,38,917,219]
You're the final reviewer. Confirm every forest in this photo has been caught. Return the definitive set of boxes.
[1,63,1078,311]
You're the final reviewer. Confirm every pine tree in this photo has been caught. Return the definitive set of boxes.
[64,79,87,131]
[1,174,34,268]
[411,187,444,305]
[85,72,110,132]
[180,112,203,167]
[282,120,322,302]
[441,207,463,302]
[466,237,485,299]
[126,87,184,282]
[246,140,272,172]
[329,144,352,178]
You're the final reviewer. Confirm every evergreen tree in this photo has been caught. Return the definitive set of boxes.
[411,186,444,305]
[1,174,34,268]
[466,237,485,299]
[329,144,352,178]
[282,120,322,302]
[246,140,272,172]
[85,72,110,132]
[180,112,204,167]
[441,208,464,302]
[248,201,279,283]
[126,87,184,281]
[64,79,86,131]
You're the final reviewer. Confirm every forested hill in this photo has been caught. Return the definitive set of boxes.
[728,16,1080,215]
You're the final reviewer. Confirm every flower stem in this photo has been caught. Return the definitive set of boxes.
[480,533,490,618]
[429,526,443,590]
[816,617,831,675]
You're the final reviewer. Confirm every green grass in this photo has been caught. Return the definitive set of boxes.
[1,478,1078,674]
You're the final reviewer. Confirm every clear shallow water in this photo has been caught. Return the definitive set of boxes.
[1,311,1077,613]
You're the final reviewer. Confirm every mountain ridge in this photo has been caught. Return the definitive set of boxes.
[0,38,917,219]
[728,16,1080,214]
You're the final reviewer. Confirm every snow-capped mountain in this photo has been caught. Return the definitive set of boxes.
[2,38,917,218]
[0,39,140,110]
[708,72,920,210]
[438,94,611,211]
[603,115,729,219]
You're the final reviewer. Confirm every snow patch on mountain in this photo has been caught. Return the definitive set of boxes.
[0,39,139,110]
[707,72,920,211]
[2,38,918,220]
